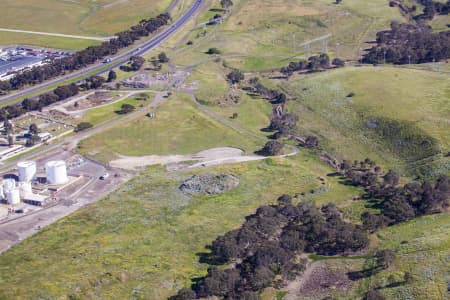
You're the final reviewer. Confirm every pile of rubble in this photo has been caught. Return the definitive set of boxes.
[179,174,240,195]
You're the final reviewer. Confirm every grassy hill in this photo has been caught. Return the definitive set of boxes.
[280,66,450,177]
[169,0,406,70]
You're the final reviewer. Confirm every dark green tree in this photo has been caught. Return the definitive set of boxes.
[107,70,117,82]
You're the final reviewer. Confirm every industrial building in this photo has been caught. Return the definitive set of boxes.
[0,159,70,207]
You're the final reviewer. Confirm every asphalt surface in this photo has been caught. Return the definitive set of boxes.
[0,57,42,77]
[0,0,202,104]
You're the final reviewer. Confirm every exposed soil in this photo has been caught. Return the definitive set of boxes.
[65,91,114,111]
[284,261,355,299]
[109,147,248,170]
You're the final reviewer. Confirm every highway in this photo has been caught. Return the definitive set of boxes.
[0,0,202,104]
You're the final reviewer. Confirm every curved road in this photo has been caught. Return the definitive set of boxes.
[0,0,202,104]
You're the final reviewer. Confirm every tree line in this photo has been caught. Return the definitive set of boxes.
[363,22,450,64]
[413,0,450,22]
[280,53,345,78]
[0,13,171,93]
[0,74,108,120]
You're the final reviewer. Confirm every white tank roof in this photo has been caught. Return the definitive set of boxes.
[17,160,37,182]
[45,160,68,185]
[45,160,66,168]
[17,161,36,168]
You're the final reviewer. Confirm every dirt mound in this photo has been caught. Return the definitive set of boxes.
[180,174,240,195]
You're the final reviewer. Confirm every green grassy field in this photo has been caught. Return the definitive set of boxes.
[169,0,406,69]
[78,93,265,162]
[362,213,450,299]
[80,92,154,126]
[0,151,362,299]
[0,0,172,48]
[0,0,171,35]
[0,31,100,50]
[186,61,230,104]
[281,66,450,177]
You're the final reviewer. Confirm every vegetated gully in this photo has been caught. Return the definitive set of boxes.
[0,0,203,104]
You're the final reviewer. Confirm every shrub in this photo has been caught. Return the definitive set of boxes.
[75,122,93,132]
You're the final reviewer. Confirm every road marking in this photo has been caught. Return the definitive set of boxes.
[0,28,113,41]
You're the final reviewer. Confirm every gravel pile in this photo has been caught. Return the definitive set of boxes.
[180,174,240,195]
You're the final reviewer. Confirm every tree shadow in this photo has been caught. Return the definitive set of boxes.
[326,172,342,177]
[338,179,358,186]
[347,266,381,280]
[365,198,383,210]
[196,251,226,266]
[260,127,274,133]
[375,281,404,289]
[3,174,18,181]
[268,76,288,80]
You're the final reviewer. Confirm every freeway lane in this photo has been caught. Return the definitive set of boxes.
[0,0,202,104]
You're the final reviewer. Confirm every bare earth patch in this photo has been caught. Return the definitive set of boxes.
[284,261,355,300]
[109,147,260,170]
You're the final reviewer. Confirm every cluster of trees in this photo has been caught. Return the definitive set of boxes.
[107,70,117,82]
[280,54,344,77]
[338,159,449,231]
[79,76,106,90]
[246,78,300,139]
[74,122,93,132]
[249,78,288,104]
[24,123,41,147]
[363,22,450,64]
[220,0,233,10]
[226,70,245,84]
[118,103,135,114]
[120,56,145,72]
[173,198,368,299]
[256,140,284,156]
[158,52,169,63]
[0,13,171,92]
[413,0,450,21]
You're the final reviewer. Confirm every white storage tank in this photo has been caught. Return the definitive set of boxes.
[45,160,68,185]
[5,188,20,205]
[17,161,37,182]
[19,182,32,197]
[0,186,4,200]
[3,178,16,191]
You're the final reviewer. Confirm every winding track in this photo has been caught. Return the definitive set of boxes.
[0,0,203,104]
